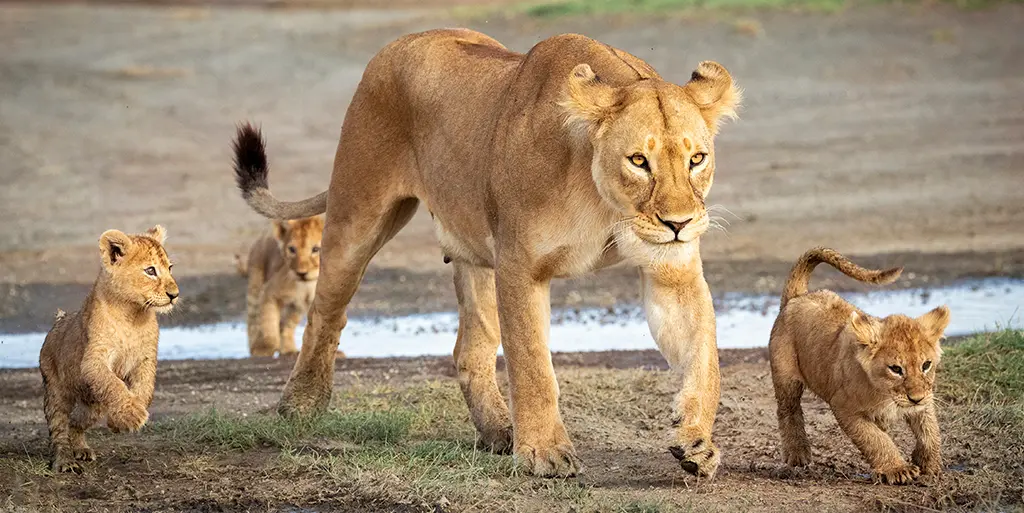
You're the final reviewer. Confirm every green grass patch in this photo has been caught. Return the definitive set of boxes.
[152,408,413,450]
[940,329,1024,405]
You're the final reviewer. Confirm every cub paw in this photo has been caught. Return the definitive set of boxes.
[873,463,920,485]
[51,451,83,474]
[912,448,942,476]
[72,446,96,462]
[669,436,721,478]
[107,399,149,433]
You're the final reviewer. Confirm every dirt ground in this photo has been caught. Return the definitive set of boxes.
[1,0,1023,511]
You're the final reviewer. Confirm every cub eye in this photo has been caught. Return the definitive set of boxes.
[690,152,707,168]
[288,246,297,254]
[144,266,157,277]
[922,361,932,372]
[629,154,648,169]
[888,365,904,376]
[311,246,321,254]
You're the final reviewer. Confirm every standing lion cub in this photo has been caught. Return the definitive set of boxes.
[769,247,950,485]
[235,217,324,357]
[39,226,178,473]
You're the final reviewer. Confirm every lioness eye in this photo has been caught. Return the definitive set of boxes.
[288,246,297,254]
[922,361,932,372]
[144,266,157,277]
[629,154,648,169]
[888,365,904,376]
[312,246,321,254]
[690,152,707,168]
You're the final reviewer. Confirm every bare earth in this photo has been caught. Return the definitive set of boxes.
[0,1,1023,511]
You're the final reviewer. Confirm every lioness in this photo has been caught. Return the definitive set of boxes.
[39,226,178,473]
[235,217,324,357]
[769,247,949,484]
[232,29,740,478]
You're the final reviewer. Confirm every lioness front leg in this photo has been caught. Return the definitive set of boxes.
[453,263,512,453]
[835,410,919,484]
[907,404,942,476]
[496,268,579,477]
[642,266,722,478]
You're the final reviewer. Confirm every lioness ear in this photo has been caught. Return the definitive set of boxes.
[917,305,951,341]
[683,61,741,134]
[561,64,621,139]
[849,311,877,347]
[145,225,167,244]
[99,230,132,266]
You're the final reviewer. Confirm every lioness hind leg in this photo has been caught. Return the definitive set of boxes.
[769,328,812,467]
[452,262,512,454]
[278,197,419,418]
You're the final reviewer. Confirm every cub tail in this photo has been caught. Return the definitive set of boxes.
[780,247,902,311]
[232,123,328,220]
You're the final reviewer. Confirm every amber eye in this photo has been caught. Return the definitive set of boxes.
[629,154,648,169]
[922,361,932,372]
[889,365,904,376]
[288,246,297,254]
[690,152,707,168]
[144,266,157,277]
[312,246,321,254]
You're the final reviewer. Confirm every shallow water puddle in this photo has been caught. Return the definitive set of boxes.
[1,279,1020,369]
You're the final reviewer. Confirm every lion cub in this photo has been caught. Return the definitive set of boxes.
[39,226,178,473]
[236,217,323,357]
[769,247,950,485]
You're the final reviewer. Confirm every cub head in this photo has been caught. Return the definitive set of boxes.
[849,306,952,408]
[98,225,179,313]
[561,61,740,260]
[272,216,324,282]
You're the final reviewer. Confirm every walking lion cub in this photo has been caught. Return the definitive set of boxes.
[235,217,323,357]
[39,226,178,473]
[769,247,950,484]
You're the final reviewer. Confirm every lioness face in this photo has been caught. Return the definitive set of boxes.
[562,62,740,256]
[98,225,179,313]
[273,216,324,282]
[851,306,951,408]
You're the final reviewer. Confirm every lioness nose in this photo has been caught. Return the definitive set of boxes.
[658,215,692,234]
[908,395,923,405]
[167,291,178,301]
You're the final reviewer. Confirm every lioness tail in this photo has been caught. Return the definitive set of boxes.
[232,123,328,220]
[780,247,902,311]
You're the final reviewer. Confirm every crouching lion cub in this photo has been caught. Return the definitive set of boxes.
[39,226,178,473]
[235,217,324,357]
[769,247,950,484]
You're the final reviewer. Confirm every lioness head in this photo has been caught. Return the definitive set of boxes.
[562,61,740,258]
[98,225,179,313]
[850,306,951,408]
[273,216,324,282]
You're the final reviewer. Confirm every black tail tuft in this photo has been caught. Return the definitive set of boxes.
[233,122,269,196]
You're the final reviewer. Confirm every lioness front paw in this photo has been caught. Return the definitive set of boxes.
[477,424,514,455]
[669,436,721,478]
[107,399,149,433]
[278,374,332,418]
[513,426,580,477]
[873,463,920,485]
[782,444,812,467]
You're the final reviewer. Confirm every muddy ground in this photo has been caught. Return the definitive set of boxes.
[0,0,1023,511]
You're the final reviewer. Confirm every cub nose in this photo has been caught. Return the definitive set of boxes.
[908,395,924,405]
[167,291,178,301]
[657,215,693,234]
[296,272,308,280]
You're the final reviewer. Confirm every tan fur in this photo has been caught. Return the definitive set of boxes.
[232,30,740,478]
[236,216,325,357]
[38,226,178,473]
[769,247,950,484]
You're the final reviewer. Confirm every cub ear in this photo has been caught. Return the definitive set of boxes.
[272,220,291,242]
[682,61,742,134]
[99,230,132,266]
[145,224,167,244]
[917,305,951,341]
[849,310,877,347]
[560,63,622,139]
